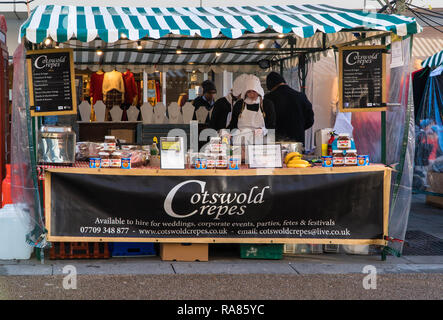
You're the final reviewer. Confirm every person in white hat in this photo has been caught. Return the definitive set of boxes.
[209,73,248,131]
[229,74,276,145]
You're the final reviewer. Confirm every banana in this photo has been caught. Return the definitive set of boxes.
[288,159,309,165]
[284,152,302,164]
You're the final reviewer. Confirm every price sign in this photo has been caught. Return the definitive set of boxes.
[26,49,77,116]
[339,46,386,112]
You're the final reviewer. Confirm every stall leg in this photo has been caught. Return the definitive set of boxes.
[381,246,401,261]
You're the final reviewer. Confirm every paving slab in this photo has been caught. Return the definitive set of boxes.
[289,263,421,275]
[171,262,298,274]
[402,256,443,264]
[52,262,174,275]
[0,260,21,265]
[0,265,53,276]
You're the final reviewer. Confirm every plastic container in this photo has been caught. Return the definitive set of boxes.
[240,244,283,260]
[0,204,34,260]
[109,242,156,257]
[2,164,12,207]
[342,244,369,255]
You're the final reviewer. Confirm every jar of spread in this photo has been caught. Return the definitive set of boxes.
[104,136,117,152]
[99,152,110,168]
[216,156,228,169]
[337,133,351,150]
[333,150,345,166]
[206,155,216,169]
[344,149,357,166]
[111,152,122,168]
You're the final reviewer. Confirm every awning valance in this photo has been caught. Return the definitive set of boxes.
[20,4,422,44]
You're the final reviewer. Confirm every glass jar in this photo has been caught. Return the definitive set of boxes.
[111,152,122,168]
[337,133,351,150]
[104,136,117,152]
[345,149,357,166]
[333,150,345,167]
[99,152,110,168]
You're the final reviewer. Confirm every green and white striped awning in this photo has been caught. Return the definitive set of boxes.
[20,4,421,43]
[422,50,443,68]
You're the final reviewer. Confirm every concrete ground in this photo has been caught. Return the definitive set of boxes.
[0,194,442,300]
[0,274,441,300]
[1,195,442,275]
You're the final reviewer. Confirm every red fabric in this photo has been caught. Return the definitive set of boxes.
[156,80,161,102]
[136,81,142,106]
[90,72,104,105]
[123,70,137,104]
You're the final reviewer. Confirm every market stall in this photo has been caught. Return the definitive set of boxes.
[413,49,443,208]
[12,4,421,259]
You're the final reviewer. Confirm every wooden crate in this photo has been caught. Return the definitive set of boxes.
[49,242,110,259]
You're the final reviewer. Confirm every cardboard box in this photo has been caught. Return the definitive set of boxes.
[427,171,443,193]
[426,171,443,209]
[426,195,443,209]
[110,129,135,144]
[160,243,208,262]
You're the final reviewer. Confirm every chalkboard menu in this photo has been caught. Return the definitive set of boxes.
[339,45,386,112]
[26,49,77,116]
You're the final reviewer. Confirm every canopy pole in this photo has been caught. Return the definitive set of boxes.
[162,71,167,104]
[299,53,306,94]
[143,71,148,104]
[381,36,387,164]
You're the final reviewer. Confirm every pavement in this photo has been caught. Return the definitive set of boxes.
[0,274,442,300]
[0,194,442,277]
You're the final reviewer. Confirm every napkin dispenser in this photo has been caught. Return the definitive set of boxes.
[38,126,76,164]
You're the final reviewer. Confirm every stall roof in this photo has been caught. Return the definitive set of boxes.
[422,49,443,68]
[20,4,421,43]
[19,4,422,72]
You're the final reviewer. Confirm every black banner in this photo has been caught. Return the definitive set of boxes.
[48,170,386,241]
[340,46,385,111]
[27,49,76,115]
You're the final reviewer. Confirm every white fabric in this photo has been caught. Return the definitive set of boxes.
[232,73,249,97]
[233,103,266,145]
[241,74,264,99]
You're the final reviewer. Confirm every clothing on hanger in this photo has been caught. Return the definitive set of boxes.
[103,70,125,95]
[104,89,123,121]
[122,70,138,105]
[412,67,430,121]
[90,71,105,105]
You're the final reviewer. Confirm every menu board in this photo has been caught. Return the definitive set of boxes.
[339,46,386,112]
[26,49,77,116]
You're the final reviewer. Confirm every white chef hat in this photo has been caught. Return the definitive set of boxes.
[241,74,264,100]
[232,73,248,97]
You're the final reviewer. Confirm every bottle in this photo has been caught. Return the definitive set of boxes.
[151,143,159,156]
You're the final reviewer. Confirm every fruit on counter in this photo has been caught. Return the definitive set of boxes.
[284,152,302,164]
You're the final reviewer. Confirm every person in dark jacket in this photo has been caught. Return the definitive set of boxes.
[192,80,217,124]
[264,72,314,144]
[229,75,276,145]
[209,73,247,131]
